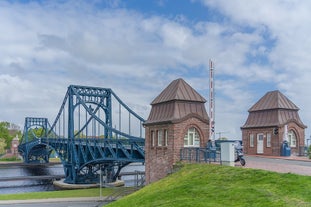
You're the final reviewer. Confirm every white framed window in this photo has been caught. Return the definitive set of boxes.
[157,130,163,146]
[287,130,297,147]
[184,127,200,147]
[164,129,168,146]
[250,134,254,147]
[151,130,155,147]
[267,133,271,147]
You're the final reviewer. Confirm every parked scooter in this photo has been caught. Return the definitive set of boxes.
[234,141,246,166]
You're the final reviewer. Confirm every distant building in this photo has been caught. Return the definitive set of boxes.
[8,123,21,131]
[11,135,19,156]
[144,78,209,184]
[241,90,307,156]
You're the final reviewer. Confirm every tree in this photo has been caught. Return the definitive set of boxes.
[0,138,6,155]
[26,127,46,141]
[0,122,12,150]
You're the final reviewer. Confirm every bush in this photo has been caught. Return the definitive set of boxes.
[0,156,21,162]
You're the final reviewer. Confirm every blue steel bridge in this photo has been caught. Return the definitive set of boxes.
[18,85,145,184]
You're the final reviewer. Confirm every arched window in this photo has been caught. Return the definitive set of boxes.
[184,127,200,147]
[287,130,297,147]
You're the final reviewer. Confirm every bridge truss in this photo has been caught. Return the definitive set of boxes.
[18,85,145,184]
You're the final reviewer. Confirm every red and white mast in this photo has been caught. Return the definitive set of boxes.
[209,59,215,141]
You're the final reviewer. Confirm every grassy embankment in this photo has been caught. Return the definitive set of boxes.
[0,188,115,200]
[107,164,311,207]
[0,157,60,162]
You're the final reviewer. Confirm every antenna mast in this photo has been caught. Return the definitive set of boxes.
[209,59,215,141]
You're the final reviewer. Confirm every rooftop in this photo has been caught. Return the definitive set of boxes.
[145,78,208,125]
[151,78,206,105]
[249,90,299,112]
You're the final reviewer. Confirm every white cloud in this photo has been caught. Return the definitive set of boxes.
[200,0,311,138]
[1,0,311,140]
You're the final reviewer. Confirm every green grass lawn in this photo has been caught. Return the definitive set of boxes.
[0,188,114,200]
[107,164,311,207]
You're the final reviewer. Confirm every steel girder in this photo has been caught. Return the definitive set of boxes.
[41,137,144,183]
[19,85,145,184]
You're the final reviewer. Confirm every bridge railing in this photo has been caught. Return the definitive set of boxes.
[41,137,145,162]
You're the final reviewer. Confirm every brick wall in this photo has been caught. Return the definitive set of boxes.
[145,117,209,184]
[242,122,305,156]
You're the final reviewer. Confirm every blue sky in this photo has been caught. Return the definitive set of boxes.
[1,0,311,141]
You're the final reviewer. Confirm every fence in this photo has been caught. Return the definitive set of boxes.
[180,147,221,163]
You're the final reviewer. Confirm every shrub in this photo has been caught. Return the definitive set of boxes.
[0,156,21,162]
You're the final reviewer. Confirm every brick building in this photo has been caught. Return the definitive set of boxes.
[10,135,19,156]
[241,90,307,156]
[144,78,209,184]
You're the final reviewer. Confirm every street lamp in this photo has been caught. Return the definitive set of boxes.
[100,164,102,201]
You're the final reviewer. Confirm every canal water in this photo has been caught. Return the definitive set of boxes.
[0,163,145,195]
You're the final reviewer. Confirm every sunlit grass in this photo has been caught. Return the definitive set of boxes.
[0,188,114,200]
[107,164,311,207]
[49,157,61,162]
[0,157,21,162]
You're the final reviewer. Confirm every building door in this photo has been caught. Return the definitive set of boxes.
[257,134,264,154]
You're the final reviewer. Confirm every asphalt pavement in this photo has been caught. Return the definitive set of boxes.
[242,155,311,176]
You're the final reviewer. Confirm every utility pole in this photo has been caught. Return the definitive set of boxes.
[209,59,215,141]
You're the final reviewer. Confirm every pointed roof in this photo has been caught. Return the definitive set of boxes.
[151,78,206,105]
[249,90,299,112]
[241,90,306,129]
[145,78,209,125]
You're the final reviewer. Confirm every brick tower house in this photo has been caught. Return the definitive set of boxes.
[144,78,209,184]
[241,90,307,156]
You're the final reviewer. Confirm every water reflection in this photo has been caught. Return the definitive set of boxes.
[0,164,64,194]
[0,163,144,194]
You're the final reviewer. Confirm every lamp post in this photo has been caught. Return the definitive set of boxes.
[100,164,102,201]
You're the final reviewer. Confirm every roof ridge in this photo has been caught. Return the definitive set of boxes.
[249,90,299,112]
[151,78,206,105]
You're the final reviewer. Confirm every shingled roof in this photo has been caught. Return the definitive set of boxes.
[145,78,208,125]
[242,90,306,129]
[248,90,299,112]
[151,78,206,105]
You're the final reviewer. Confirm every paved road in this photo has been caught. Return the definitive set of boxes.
[242,155,311,176]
